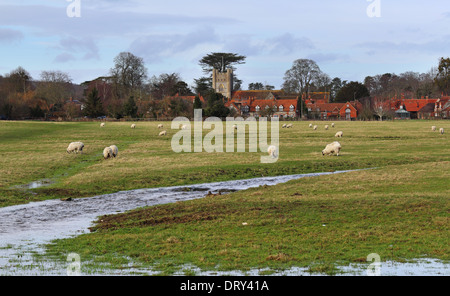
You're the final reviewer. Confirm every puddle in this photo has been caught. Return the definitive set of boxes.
[13,179,55,190]
[0,169,448,276]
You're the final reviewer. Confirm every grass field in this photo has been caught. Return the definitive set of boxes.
[0,119,449,275]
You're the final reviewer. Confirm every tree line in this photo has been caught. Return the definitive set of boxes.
[0,51,448,120]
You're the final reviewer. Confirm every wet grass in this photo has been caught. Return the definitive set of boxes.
[1,119,449,275]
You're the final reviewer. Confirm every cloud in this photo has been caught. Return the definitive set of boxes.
[266,33,315,54]
[129,27,218,63]
[0,28,23,43]
[356,37,450,55]
[58,36,100,60]
[306,52,350,64]
[54,52,76,63]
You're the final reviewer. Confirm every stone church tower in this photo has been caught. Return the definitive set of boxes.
[212,68,233,99]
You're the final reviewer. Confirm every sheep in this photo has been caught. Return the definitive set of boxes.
[282,123,287,128]
[440,128,444,135]
[286,123,293,128]
[431,126,436,131]
[100,122,105,127]
[267,145,278,158]
[322,141,341,156]
[309,123,313,128]
[181,124,187,130]
[67,142,84,154]
[335,131,343,138]
[109,145,118,157]
[158,124,164,129]
[131,124,136,129]
[325,125,329,130]
[233,124,238,129]
[103,147,113,159]
[313,125,317,130]
[159,130,167,136]
[331,123,335,128]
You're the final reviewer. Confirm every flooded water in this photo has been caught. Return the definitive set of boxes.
[0,169,448,276]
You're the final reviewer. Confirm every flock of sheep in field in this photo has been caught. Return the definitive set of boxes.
[66,121,445,161]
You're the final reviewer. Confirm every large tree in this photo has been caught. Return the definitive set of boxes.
[110,52,148,99]
[83,87,105,118]
[199,52,246,74]
[282,59,322,118]
[335,81,370,102]
[435,57,450,95]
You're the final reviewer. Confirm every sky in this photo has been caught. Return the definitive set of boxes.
[0,0,449,90]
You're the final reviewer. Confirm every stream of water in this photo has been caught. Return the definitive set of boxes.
[0,170,448,276]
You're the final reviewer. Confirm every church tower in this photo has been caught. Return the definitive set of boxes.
[212,68,233,99]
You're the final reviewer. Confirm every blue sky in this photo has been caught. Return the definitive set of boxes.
[0,0,449,89]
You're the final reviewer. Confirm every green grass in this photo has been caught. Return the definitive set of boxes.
[1,119,449,275]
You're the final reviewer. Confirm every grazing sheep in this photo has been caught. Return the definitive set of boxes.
[158,124,164,129]
[233,124,238,129]
[431,126,436,131]
[100,122,105,127]
[286,123,293,128]
[67,142,84,154]
[313,125,317,130]
[103,147,113,159]
[322,141,341,156]
[109,145,118,157]
[331,123,335,128]
[335,131,343,138]
[159,130,167,136]
[267,145,278,158]
[309,123,313,128]
[282,123,287,128]
[131,124,136,129]
[440,128,444,135]
[181,124,187,130]
[325,125,329,130]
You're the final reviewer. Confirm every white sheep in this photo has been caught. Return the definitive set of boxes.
[325,125,329,130]
[67,142,84,154]
[440,128,444,135]
[109,145,118,157]
[335,131,343,138]
[313,125,317,130]
[131,124,136,129]
[431,126,436,131]
[233,124,238,129]
[309,123,313,128]
[181,124,187,130]
[158,124,164,129]
[100,122,105,127]
[322,141,341,156]
[103,147,113,159]
[282,123,287,128]
[331,123,335,128]
[159,130,167,136]
[286,123,293,128]
[267,145,278,158]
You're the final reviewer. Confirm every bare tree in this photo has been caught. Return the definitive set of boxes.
[110,52,148,99]
[372,97,391,121]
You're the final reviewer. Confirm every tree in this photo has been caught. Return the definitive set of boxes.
[193,77,212,96]
[6,66,32,94]
[372,97,391,121]
[435,57,450,95]
[204,90,230,118]
[149,73,191,100]
[282,59,322,118]
[199,52,246,74]
[122,96,138,118]
[193,95,203,109]
[83,88,104,118]
[335,81,370,102]
[110,52,148,99]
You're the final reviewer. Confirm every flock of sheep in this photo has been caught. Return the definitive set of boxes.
[68,121,445,161]
[431,125,445,134]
